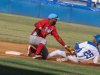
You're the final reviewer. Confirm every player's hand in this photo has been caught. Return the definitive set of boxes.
[64,45,75,55]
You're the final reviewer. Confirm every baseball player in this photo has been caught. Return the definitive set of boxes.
[47,34,100,64]
[27,13,71,59]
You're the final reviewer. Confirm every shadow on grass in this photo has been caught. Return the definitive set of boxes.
[0,65,53,75]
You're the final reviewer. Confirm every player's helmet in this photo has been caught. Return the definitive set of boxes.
[94,34,100,44]
[48,13,59,20]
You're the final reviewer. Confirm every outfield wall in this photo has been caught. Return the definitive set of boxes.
[0,0,100,27]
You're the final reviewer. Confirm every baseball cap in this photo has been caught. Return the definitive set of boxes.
[94,34,100,44]
[48,13,59,20]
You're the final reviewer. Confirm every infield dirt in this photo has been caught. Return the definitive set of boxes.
[0,41,100,67]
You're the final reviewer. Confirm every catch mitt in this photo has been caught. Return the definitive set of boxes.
[64,45,75,55]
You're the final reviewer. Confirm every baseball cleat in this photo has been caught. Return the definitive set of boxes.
[32,54,42,59]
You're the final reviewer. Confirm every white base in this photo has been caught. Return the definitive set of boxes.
[5,51,23,56]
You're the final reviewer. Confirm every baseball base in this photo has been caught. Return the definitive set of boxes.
[5,51,23,56]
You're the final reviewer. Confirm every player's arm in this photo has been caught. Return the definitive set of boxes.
[48,49,67,58]
[93,52,99,64]
[51,29,75,54]
[51,29,65,46]
[47,49,68,62]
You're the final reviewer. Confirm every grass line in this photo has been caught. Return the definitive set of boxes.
[0,58,100,75]
[0,58,87,75]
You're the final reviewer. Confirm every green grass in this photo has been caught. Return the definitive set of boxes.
[0,13,100,75]
[0,13,100,48]
[0,57,100,75]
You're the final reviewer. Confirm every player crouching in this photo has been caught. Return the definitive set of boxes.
[27,45,43,59]
[47,34,100,64]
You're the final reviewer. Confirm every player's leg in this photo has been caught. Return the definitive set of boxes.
[41,46,49,59]
[29,35,46,53]
[29,35,47,59]
[32,36,46,54]
[27,45,36,57]
[29,35,46,45]
[27,35,36,56]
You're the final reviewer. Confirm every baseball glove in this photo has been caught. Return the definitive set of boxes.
[65,46,75,55]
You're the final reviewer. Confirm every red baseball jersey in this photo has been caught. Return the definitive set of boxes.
[31,19,65,46]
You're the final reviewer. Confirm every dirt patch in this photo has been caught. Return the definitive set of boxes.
[0,41,100,67]
[0,41,57,58]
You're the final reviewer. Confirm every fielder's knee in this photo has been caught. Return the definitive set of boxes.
[42,53,49,59]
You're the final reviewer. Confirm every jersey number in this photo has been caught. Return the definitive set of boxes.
[84,50,94,59]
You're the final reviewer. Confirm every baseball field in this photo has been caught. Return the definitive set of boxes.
[0,13,100,75]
